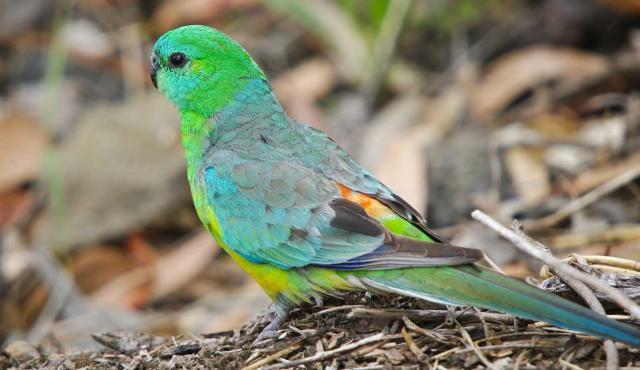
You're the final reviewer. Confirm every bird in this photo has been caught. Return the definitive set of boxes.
[150,24,640,345]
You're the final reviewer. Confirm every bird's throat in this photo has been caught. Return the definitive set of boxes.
[180,111,210,185]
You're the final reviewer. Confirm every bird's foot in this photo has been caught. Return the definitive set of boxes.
[254,305,289,344]
[444,305,457,324]
[313,295,324,308]
[254,320,281,342]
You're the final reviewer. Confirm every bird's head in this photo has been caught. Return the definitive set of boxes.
[151,25,266,117]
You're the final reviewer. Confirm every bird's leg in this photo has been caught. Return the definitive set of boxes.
[444,305,457,325]
[255,302,290,342]
[313,295,324,308]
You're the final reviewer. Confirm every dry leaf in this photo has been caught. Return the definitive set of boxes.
[0,112,49,192]
[568,152,640,194]
[70,245,138,294]
[90,231,218,309]
[272,58,336,102]
[527,112,581,138]
[357,96,428,211]
[0,188,35,231]
[373,131,428,212]
[151,231,218,300]
[153,0,260,30]
[272,58,336,126]
[472,45,610,121]
[505,147,550,206]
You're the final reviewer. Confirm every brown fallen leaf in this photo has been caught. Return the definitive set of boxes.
[272,58,336,103]
[357,96,427,211]
[272,58,336,127]
[125,232,159,267]
[504,147,550,206]
[90,231,218,309]
[565,152,640,195]
[69,245,138,294]
[153,0,260,30]
[151,230,218,300]
[527,111,581,138]
[0,112,50,192]
[373,132,428,213]
[472,45,610,121]
[0,188,36,231]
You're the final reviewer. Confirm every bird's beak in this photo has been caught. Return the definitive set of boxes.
[150,55,159,89]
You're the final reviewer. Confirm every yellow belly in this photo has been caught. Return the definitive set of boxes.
[218,237,352,304]
[197,201,352,305]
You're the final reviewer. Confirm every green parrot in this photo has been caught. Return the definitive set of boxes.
[150,25,640,345]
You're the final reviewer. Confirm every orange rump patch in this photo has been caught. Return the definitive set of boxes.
[337,184,394,220]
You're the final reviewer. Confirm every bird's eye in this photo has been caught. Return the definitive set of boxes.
[168,52,187,68]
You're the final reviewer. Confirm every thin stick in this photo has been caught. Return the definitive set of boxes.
[315,305,365,315]
[523,165,640,230]
[557,358,585,370]
[454,319,498,370]
[260,333,385,370]
[241,343,300,370]
[401,327,426,362]
[483,253,507,275]
[471,210,640,319]
[511,224,618,370]
[348,307,514,323]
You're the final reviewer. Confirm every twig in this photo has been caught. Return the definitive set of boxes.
[550,225,640,250]
[315,305,365,315]
[558,358,585,370]
[241,343,301,370]
[474,331,578,344]
[523,165,640,230]
[259,333,385,370]
[348,307,514,323]
[471,210,640,319]
[21,239,87,344]
[474,307,492,339]
[401,327,427,363]
[483,253,507,275]
[454,319,498,370]
[446,342,558,356]
[541,255,640,278]
[511,225,619,370]
[402,316,449,342]
[513,350,530,370]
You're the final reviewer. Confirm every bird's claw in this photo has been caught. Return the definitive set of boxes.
[253,304,290,344]
[254,327,279,343]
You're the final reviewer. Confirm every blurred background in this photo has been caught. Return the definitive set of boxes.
[2,0,640,353]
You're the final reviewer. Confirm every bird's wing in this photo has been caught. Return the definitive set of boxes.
[198,148,481,270]
[291,122,445,242]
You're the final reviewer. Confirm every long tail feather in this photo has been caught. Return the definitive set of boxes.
[348,265,640,346]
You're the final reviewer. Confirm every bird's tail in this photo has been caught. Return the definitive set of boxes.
[346,265,640,346]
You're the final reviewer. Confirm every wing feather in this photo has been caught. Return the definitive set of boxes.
[197,115,481,270]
